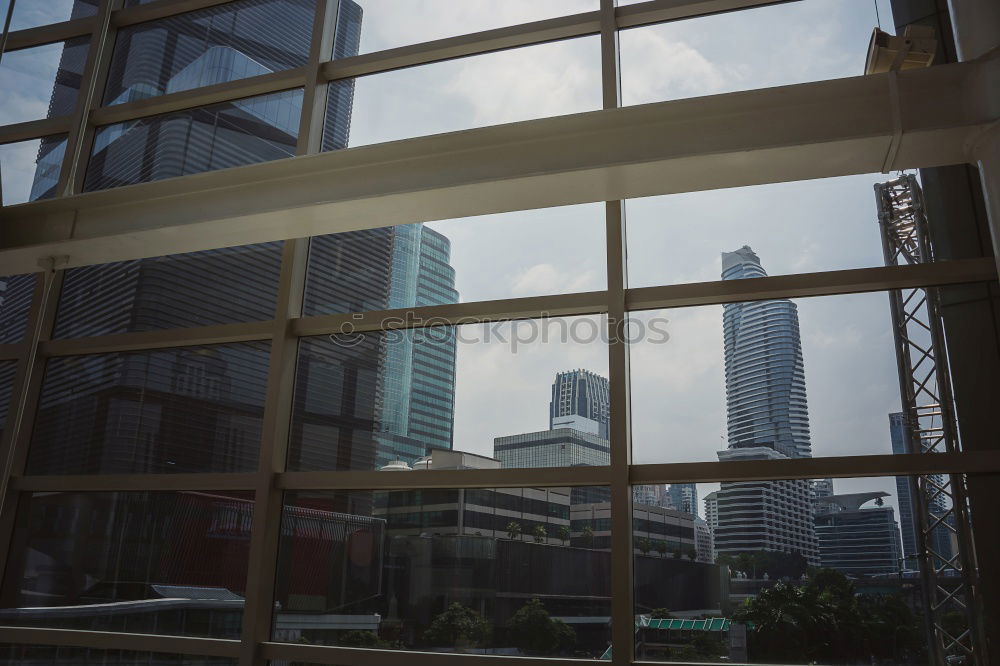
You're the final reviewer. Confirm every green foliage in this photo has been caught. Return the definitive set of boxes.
[649,608,673,619]
[532,524,547,543]
[722,550,808,579]
[556,525,570,545]
[654,541,667,557]
[685,547,697,561]
[506,521,522,540]
[507,598,576,656]
[637,537,652,554]
[580,525,595,547]
[734,568,924,663]
[337,630,394,649]
[422,602,491,649]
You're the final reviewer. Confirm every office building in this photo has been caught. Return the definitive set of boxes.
[814,491,904,577]
[667,483,699,516]
[494,428,610,469]
[694,517,714,564]
[550,369,610,439]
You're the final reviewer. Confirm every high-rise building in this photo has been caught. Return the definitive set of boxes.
[667,483,699,516]
[722,246,812,459]
[31,0,457,473]
[693,517,714,563]
[550,369,610,439]
[888,412,954,568]
[715,247,819,565]
[814,491,904,577]
[494,428,610,468]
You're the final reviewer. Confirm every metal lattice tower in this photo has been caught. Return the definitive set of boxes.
[875,174,986,665]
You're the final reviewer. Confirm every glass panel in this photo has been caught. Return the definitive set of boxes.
[630,290,937,464]
[0,273,35,342]
[332,0,594,56]
[621,0,892,106]
[323,36,601,150]
[633,475,966,664]
[55,242,283,338]
[273,486,610,657]
[625,175,890,288]
[303,206,606,316]
[288,315,608,471]
[27,343,270,475]
[0,491,253,638]
[7,0,98,31]
[0,645,235,666]
[0,37,89,125]
[84,89,303,191]
[105,0,314,106]
[0,361,16,443]
[0,135,67,204]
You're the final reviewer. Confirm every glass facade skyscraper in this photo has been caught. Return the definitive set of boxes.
[549,369,610,438]
[715,246,819,565]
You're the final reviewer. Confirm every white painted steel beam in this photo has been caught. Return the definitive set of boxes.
[1,56,995,274]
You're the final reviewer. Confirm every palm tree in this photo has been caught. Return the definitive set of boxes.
[506,521,523,540]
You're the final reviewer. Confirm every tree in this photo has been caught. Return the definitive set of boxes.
[649,608,673,619]
[532,524,547,543]
[671,546,682,559]
[580,525,594,548]
[655,541,667,558]
[556,525,570,546]
[423,602,491,649]
[507,598,575,656]
[734,568,924,664]
[685,547,697,561]
[506,521,522,540]
[337,630,392,649]
[637,537,652,555]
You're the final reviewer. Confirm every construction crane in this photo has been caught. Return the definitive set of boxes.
[875,175,986,665]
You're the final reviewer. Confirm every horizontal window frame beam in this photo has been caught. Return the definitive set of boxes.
[3,56,992,273]
[2,17,97,52]
[259,642,592,666]
[292,290,608,337]
[321,11,602,82]
[39,320,275,356]
[90,68,307,126]
[625,258,999,311]
[630,451,1000,484]
[111,0,241,28]
[0,626,241,658]
[12,472,260,492]
[7,451,994,493]
[615,0,794,30]
[0,117,73,146]
[0,343,26,361]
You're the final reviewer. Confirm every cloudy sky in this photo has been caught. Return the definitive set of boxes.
[1,0,914,513]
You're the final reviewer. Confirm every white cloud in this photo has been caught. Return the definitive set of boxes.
[511,263,598,296]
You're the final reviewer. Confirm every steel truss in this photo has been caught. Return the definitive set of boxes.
[876,174,987,665]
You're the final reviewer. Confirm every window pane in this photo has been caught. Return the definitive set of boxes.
[7,0,98,31]
[105,0,314,106]
[84,89,303,191]
[335,0,594,55]
[27,343,270,475]
[0,645,235,666]
[273,486,610,656]
[303,206,605,316]
[0,273,35,342]
[288,315,608,471]
[0,361,16,443]
[0,37,89,125]
[630,289,956,464]
[0,492,252,638]
[621,0,889,106]
[0,135,67,204]
[635,475,971,664]
[54,243,283,339]
[323,36,600,150]
[625,175,889,288]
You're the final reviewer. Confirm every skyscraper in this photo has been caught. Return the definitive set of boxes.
[550,369,610,438]
[722,245,812,459]
[814,491,904,577]
[714,246,819,565]
[667,483,699,516]
[31,0,457,473]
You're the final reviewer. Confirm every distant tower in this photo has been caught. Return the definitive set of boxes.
[667,483,699,516]
[549,369,610,438]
